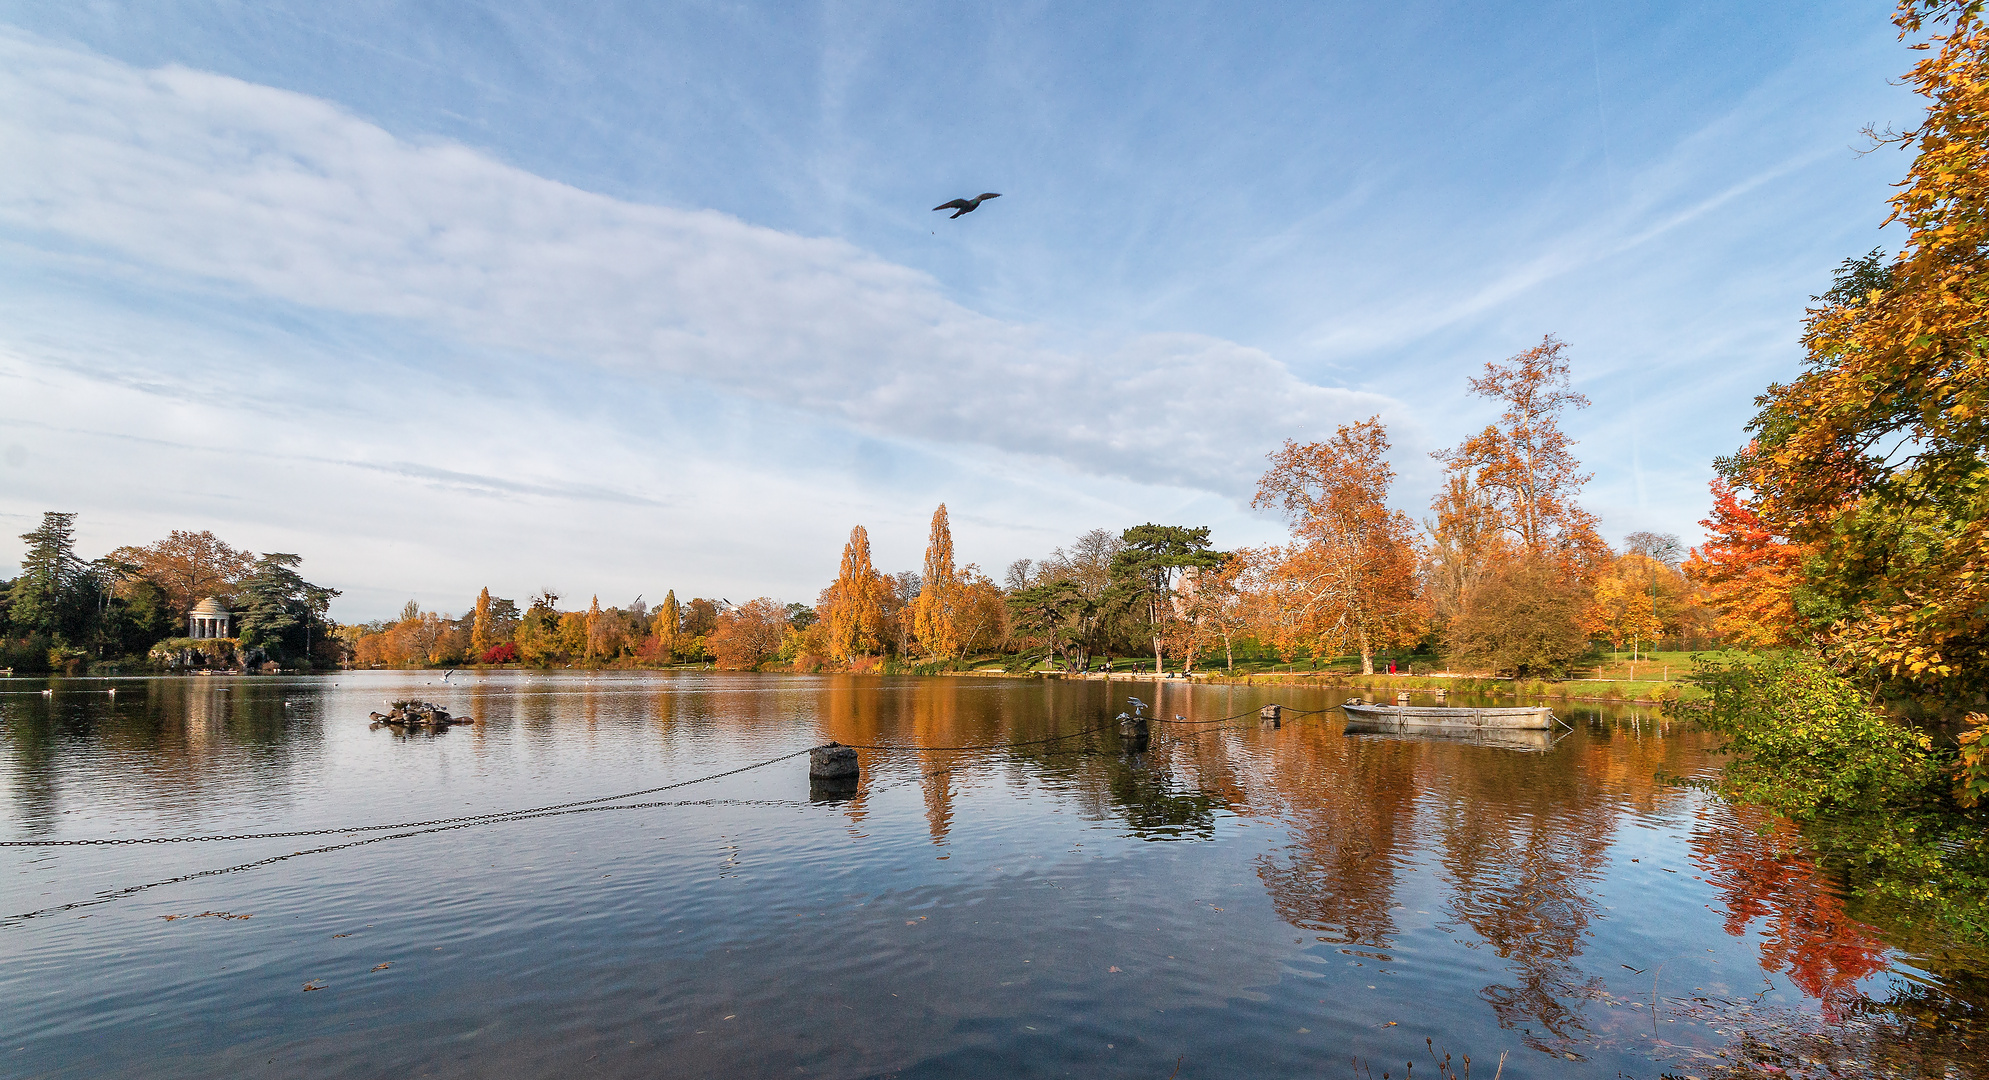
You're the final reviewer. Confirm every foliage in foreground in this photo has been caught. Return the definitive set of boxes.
[1679,651,1989,943]
[1705,1,1989,707]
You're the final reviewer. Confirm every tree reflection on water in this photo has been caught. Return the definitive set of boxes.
[1690,803,1891,1021]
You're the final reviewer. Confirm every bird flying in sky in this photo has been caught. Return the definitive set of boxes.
[932,193,1002,219]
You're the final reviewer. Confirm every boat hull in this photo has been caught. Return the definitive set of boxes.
[1339,702,1555,730]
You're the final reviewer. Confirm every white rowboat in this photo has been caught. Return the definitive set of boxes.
[1339,701,1555,730]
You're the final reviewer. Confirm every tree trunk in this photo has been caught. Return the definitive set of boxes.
[1153,635,1163,675]
[1359,629,1374,676]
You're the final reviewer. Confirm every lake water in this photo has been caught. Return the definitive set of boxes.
[3,671,1983,1079]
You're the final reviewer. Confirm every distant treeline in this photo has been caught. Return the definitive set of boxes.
[339,343,1724,676]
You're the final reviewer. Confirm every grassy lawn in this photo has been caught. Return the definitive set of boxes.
[947,646,1763,702]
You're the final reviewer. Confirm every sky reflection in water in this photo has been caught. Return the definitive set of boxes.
[0,672,1974,1078]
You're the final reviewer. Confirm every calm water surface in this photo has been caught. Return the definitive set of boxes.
[2,672,1983,1078]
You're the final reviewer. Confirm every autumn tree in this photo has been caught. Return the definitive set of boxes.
[1422,470,1504,642]
[1687,485,1810,651]
[1237,544,1319,663]
[1713,2,1989,697]
[823,525,886,661]
[913,504,961,658]
[1256,417,1423,674]
[584,595,605,662]
[1186,550,1254,673]
[883,571,921,655]
[105,530,256,618]
[1585,559,1665,659]
[470,588,495,656]
[514,591,563,665]
[713,597,790,669]
[650,590,682,661]
[952,564,1008,657]
[1445,559,1591,677]
[1435,335,1603,565]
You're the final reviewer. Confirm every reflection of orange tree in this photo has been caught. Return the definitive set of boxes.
[1248,729,1420,954]
[1441,814,1609,1056]
[1433,749,1619,1058]
[1690,803,1890,1022]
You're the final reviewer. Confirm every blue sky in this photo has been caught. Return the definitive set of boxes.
[0,2,1918,620]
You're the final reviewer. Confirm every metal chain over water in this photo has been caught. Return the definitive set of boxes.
[3,699,1328,923]
[1,700,1326,849]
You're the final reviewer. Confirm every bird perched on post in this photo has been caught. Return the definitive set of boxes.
[932,193,1001,219]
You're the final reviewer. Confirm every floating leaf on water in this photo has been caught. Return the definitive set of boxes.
[371,963,391,972]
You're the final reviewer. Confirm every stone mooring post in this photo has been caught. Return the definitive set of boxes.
[809,742,861,802]
[809,743,860,781]
[1259,703,1282,728]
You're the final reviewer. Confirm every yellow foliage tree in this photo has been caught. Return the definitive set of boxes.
[824,525,886,661]
[1586,567,1662,659]
[651,590,681,661]
[1722,1,1989,691]
[584,595,604,663]
[914,504,960,658]
[470,587,494,658]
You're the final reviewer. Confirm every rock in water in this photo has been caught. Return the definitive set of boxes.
[809,743,860,780]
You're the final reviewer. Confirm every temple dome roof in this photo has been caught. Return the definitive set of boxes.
[190,597,231,617]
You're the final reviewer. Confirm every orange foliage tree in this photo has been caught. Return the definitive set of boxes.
[1684,478,1811,647]
[1717,1,1989,692]
[1584,557,1665,658]
[105,529,256,618]
[913,504,960,658]
[1185,549,1254,673]
[823,525,886,661]
[952,564,1008,657]
[712,597,790,669]
[1434,335,1604,568]
[1254,417,1422,674]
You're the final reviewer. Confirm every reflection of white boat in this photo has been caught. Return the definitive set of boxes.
[1342,720,1553,752]
[1339,702,1555,729]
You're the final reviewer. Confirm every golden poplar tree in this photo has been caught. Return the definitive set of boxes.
[470,587,494,658]
[914,504,960,658]
[584,595,603,662]
[825,525,885,660]
[654,590,681,660]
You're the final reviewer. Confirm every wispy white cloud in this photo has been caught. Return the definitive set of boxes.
[0,29,1394,497]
